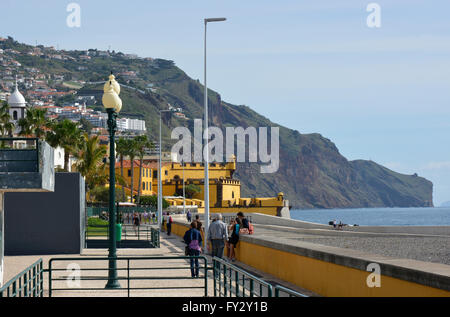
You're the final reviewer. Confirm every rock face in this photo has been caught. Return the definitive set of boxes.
[218,104,433,209]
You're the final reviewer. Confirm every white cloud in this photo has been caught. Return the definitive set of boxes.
[422,161,450,171]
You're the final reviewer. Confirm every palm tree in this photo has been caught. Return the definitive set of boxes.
[46,119,84,171]
[116,137,129,200]
[18,107,50,139]
[127,138,138,203]
[75,133,108,191]
[0,102,14,148]
[134,135,154,204]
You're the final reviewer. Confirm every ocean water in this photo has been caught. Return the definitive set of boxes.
[290,207,450,226]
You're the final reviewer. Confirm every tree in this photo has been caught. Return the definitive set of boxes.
[79,117,93,134]
[75,133,107,190]
[139,195,169,209]
[46,119,84,171]
[185,184,201,199]
[127,138,138,203]
[90,186,127,203]
[134,134,154,204]
[116,137,129,200]
[0,102,14,146]
[18,107,50,139]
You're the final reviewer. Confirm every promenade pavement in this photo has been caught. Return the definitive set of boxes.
[3,226,316,297]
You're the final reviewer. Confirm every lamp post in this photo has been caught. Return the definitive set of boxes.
[203,17,226,245]
[182,159,186,214]
[158,109,171,232]
[103,73,122,289]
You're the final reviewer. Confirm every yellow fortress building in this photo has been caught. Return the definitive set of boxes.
[115,156,290,217]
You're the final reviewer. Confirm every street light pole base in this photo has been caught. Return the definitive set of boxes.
[105,280,121,289]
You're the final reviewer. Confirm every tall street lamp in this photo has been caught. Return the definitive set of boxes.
[158,109,171,232]
[103,73,122,289]
[203,17,226,245]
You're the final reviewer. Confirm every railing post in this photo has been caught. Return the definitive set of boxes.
[23,270,28,297]
[224,266,227,296]
[127,259,130,297]
[48,260,52,297]
[213,259,217,297]
[235,271,239,297]
[204,257,208,297]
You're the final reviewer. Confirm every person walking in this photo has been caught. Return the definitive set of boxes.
[167,212,173,236]
[133,212,140,235]
[186,210,192,222]
[143,211,148,224]
[207,214,228,260]
[183,222,203,278]
[195,214,203,235]
[226,218,242,262]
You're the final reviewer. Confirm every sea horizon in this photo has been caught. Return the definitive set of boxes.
[290,206,450,227]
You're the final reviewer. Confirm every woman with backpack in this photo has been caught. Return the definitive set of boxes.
[183,222,203,278]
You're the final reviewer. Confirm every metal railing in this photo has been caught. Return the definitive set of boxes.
[212,257,307,297]
[47,256,209,297]
[213,257,273,297]
[85,224,160,248]
[86,206,157,221]
[274,284,308,297]
[0,258,44,297]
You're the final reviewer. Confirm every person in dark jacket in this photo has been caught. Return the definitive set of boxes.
[237,212,249,229]
[183,222,203,278]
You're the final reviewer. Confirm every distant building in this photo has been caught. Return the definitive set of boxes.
[7,79,27,135]
[117,117,146,132]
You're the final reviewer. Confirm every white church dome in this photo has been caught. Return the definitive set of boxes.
[8,82,26,107]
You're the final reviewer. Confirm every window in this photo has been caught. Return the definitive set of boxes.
[232,192,234,198]
[165,170,168,176]
[128,169,131,177]
[13,111,17,120]
[153,171,157,178]
[142,182,145,190]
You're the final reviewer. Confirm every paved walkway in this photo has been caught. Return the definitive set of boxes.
[3,229,316,297]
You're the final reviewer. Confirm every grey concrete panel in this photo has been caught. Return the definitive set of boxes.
[4,173,84,255]
[0,141,54,192]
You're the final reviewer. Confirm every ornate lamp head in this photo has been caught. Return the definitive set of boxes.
[102,73,122,112]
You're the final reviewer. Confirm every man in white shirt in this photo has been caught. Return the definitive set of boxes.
[207,213,228,259]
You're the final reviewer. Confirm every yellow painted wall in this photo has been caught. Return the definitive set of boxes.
[116,166,153,195]
[235,241,450,297]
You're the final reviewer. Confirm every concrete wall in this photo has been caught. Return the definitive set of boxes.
[0,140,54,192]
[4,173,85,255]
[246,213,450,236]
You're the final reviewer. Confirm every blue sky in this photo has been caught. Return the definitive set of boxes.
[2,0,450,205]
